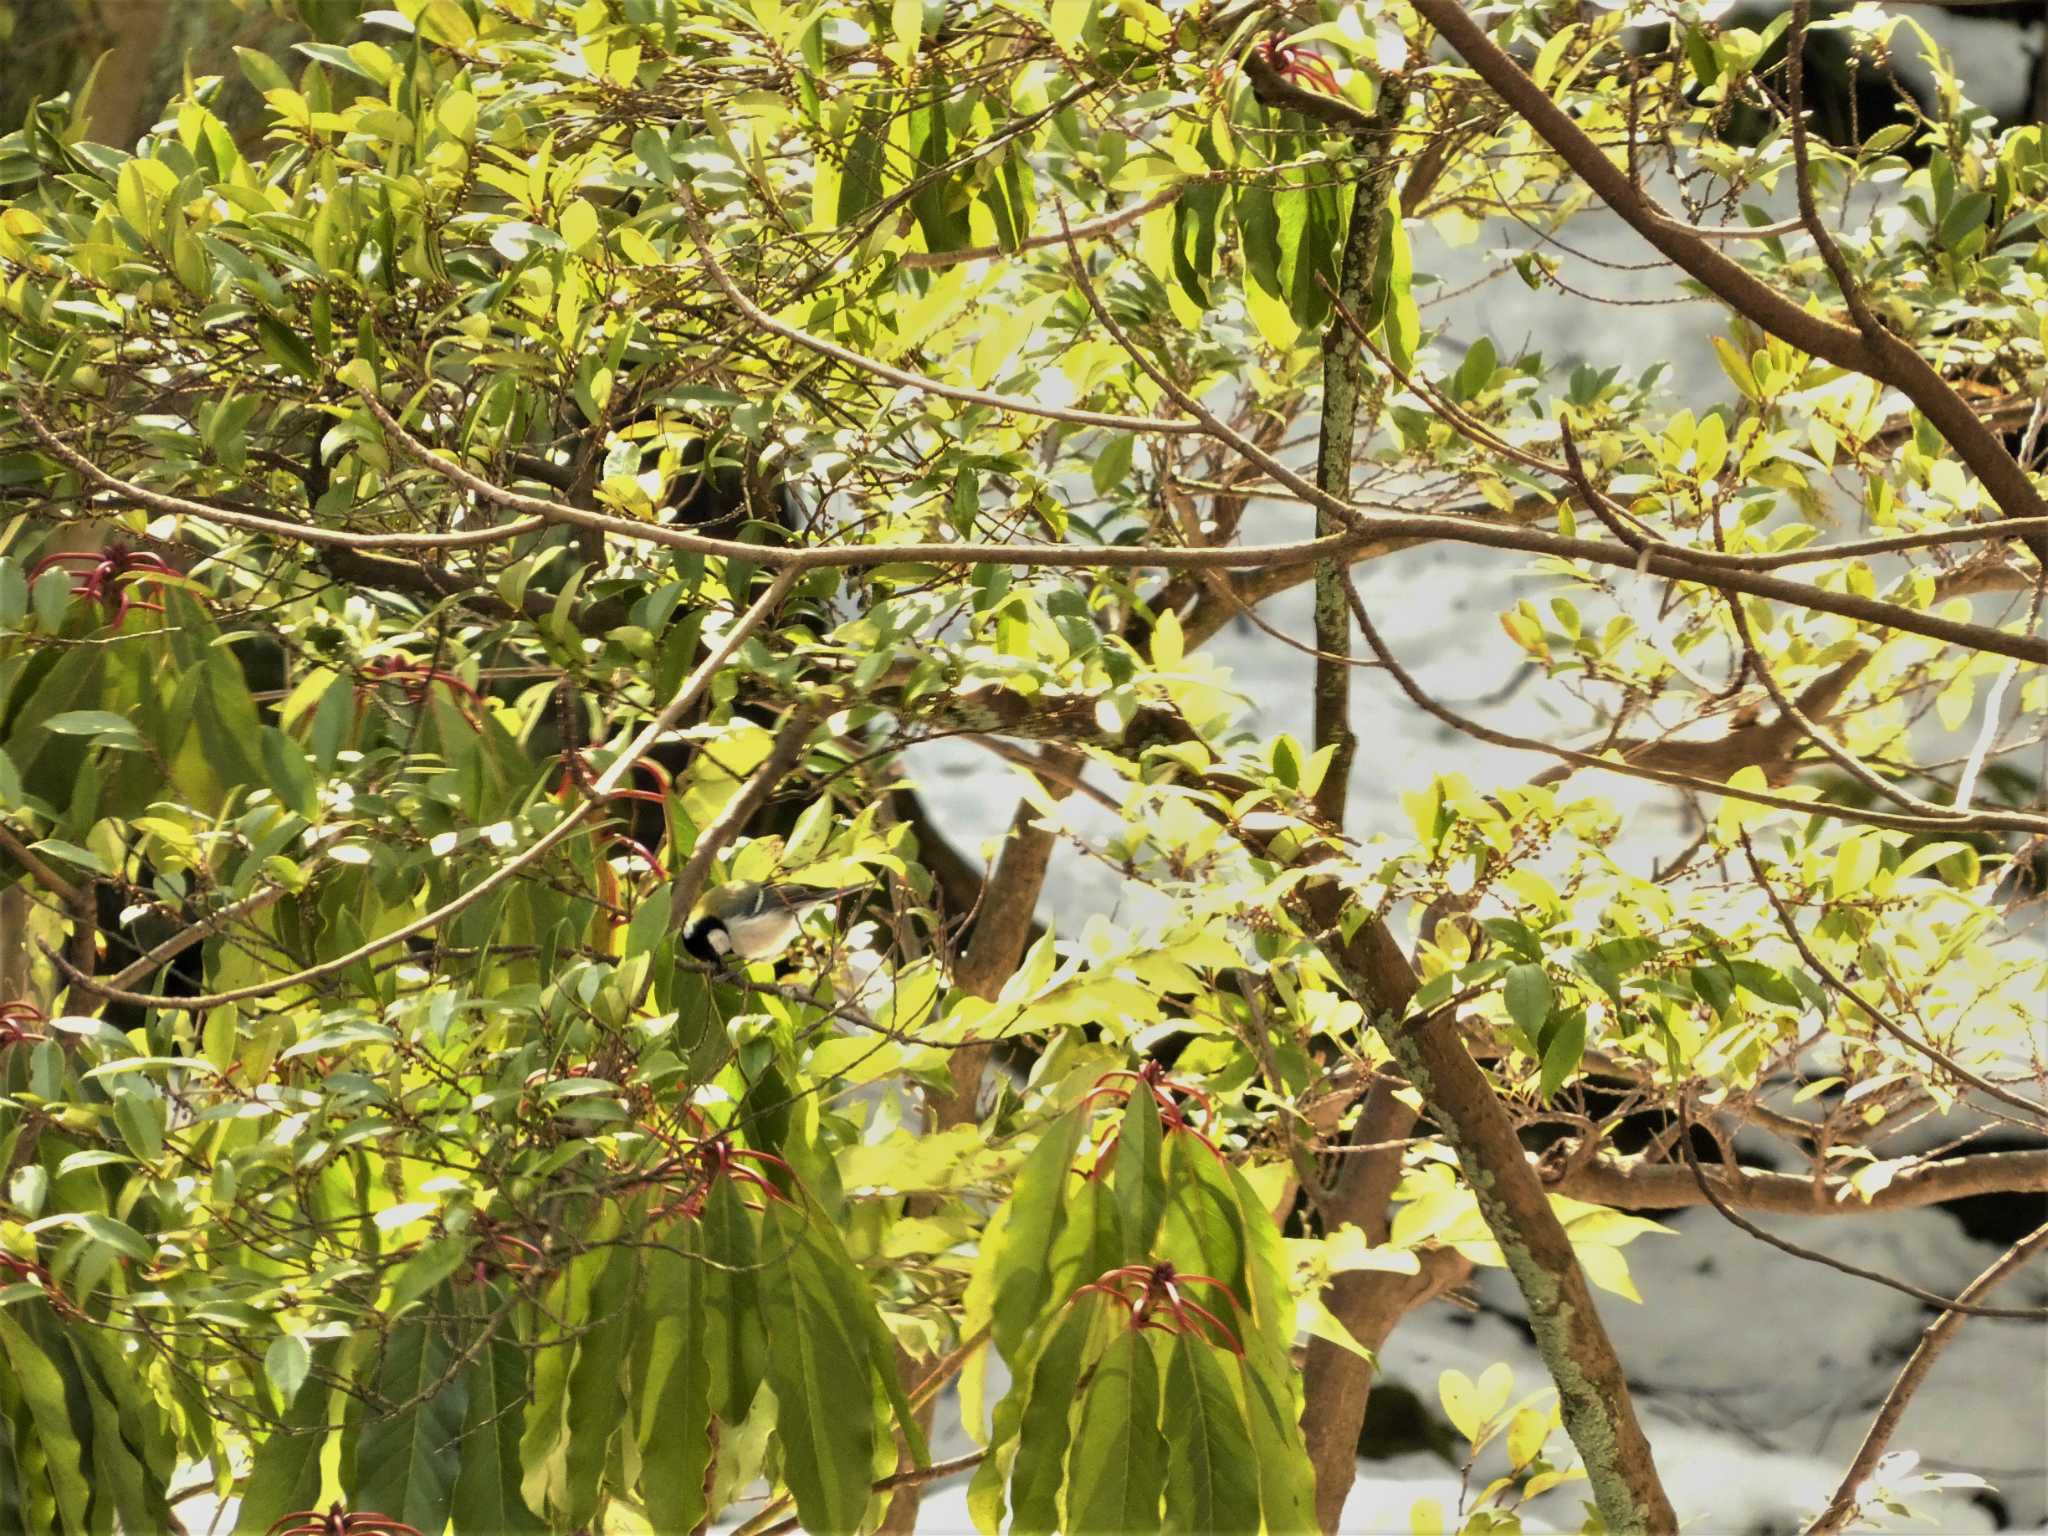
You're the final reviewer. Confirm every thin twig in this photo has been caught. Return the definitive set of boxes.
[0,819,86,909]
[1737,834,2048,1124]
[1805,1220,2048,1535]
[680,190,1201,437]
[899,186,1187,268]
[1337,573,2048,837]
[1676,1092,2046,1319]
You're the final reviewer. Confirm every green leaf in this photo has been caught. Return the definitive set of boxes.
[520,1204,621,1518]
[1236,1347,1317,1533]
[699,1179,767,1425]
[29,1211,151,1264]
[1164,1333,1260,1536]
[1451,335,1497,400]
[256,314,319,379]
[1537,1008,1586,1101]
[1007,1304,1099,1536]
[1375,202,1419,372]
[355,1313,468,1536]
[265,1335,310,1404]
[1937,190,1993,250]
[1169,181,1222,310]
[260,727,317,818]
[41,709,142,744]
[1064,1330,1166,1534]
[66,1333,158,1535]
[1090,432,1135,495]
[0,1311,91,1534]
[636,1240,713,1534]
[1113,1088,1167,1258]
[452,1327,540,1534]
[232,1342,337,1534]
[759,1202,878,1534]
[1503,963,1553,1037]
[561,1240,637,1527]
[983,1108,1086,1364]
[837,90,895,225]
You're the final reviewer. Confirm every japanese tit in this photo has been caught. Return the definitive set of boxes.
[680,881,866,965]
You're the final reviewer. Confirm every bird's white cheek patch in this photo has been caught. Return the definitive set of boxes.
[709,929,732,955]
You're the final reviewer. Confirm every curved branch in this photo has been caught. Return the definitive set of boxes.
[1806,1220,2048,1536]
[898,185,1187,269]
[1676,1095,2046,1320]
[15,399,546,549]
[1408,0,2048,564]
[29,387,2047,667]
[1342,576,2048,837]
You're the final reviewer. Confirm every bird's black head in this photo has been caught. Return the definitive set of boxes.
[680,915,730,964]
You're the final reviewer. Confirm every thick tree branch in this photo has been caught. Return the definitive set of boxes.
[1308,81,1405,829]
[1553,1148,2048,1215]
[27,391,2045,666]
[1308,889,1676,1533]
[1675,1095,2046,1320]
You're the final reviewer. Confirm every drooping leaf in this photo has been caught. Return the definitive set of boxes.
[0,1310,91,1535]
[982,1108,1085,1364]
[452,1324,540,1535]
[355,1311,469,1535]
[636,1237,714,1534]
[519,1203,622,1519]
[1504,963,1553,1038]
[232,1341,339,1535]
[699,1178,768,1426]
[560,1238,638,1527]
[67,1334,168,1536]
[1235,1349,1317,1534]
[1537,1007,1587,1100]
[1164,1333,1260,1536]
[1112,1089,1166,1259]
[1161,1132,1248,1324]
[757,1201,879,1535]
[1006,1303,1100,1536]
[1063,1329,1166,1535]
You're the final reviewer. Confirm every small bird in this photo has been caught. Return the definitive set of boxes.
[680,881,866,965]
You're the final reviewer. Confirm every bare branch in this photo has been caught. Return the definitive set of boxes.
[1806,1220,2048,1536]
[1676,1094,2046,1319]
[1553,1148,2048,1215]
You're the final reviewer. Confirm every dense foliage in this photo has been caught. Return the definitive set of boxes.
[0,0,2043,1532]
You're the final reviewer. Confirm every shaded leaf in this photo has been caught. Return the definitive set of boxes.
[356,1313,468,1535]
[636,1239,713,1534]
[758,1202,878,1534]
[1164,1332,1259,1536]
[1007,1304,1099,1536]
[984,1108,1086,1364]
[1064,1330,1165,1534]
[452,1325,539,1534]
